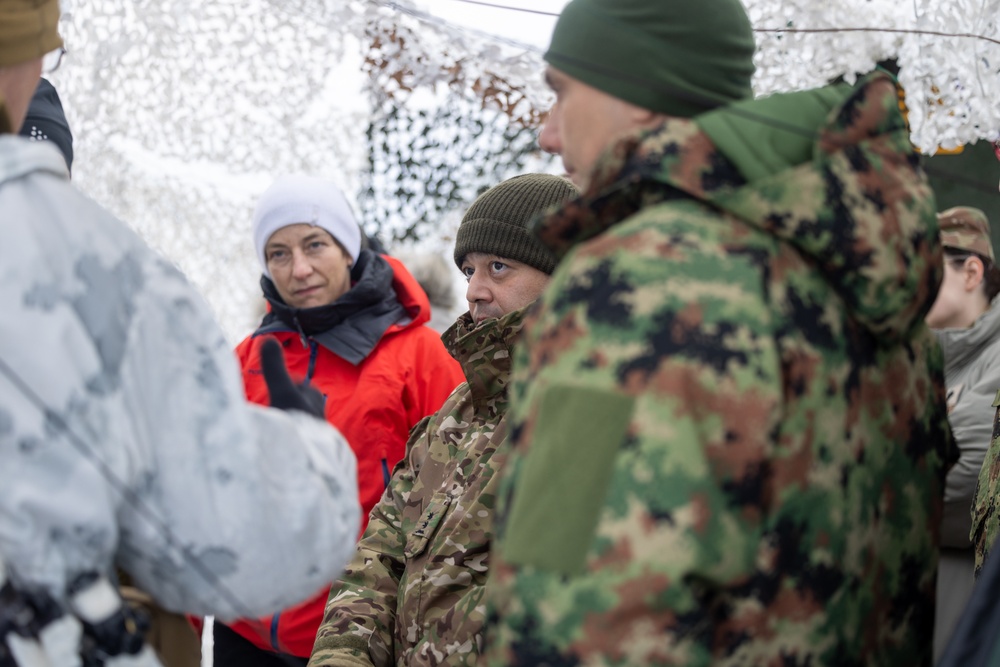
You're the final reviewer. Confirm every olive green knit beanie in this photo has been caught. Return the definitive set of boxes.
[454,174,578,275]
[0,0,63,68]
[545,0,756,118]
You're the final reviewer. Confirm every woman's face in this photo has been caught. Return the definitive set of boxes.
[264,224,353,309]
[926,257,982,329]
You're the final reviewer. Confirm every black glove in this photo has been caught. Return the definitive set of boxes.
[260,338,326,419]
[68,572,148,667]
[0,577,63,667]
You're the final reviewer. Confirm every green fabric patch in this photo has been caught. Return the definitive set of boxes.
[502,384,634,577]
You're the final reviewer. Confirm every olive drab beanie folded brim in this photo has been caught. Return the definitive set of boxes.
[454,174,579,275]
[545,0,756,118]
[0,0,63,68]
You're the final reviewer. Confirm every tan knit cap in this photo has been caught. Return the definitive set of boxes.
[938,206,994,262]
[0,0,63,68]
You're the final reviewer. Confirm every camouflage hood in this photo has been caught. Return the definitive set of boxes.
[536,72,941,341]
[442,309,526,412]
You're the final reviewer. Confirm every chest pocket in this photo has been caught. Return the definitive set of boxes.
[405,493,452,560]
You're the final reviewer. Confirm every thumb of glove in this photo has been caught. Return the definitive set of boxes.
[260,338,326,419]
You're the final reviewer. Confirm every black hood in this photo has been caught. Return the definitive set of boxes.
[256,249,408,365]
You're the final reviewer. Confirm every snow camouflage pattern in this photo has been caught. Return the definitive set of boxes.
[310,307,527,667]
[0,135,360,624]
[972,392,1000,574]
[481,73,954,666]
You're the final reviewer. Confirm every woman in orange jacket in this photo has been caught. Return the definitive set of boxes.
[216,174,464,666]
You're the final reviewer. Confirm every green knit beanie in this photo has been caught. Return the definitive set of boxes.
[545,0,756,118]
[454,174,578,275]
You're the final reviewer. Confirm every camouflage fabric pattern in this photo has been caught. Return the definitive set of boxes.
[938,206,994,261]
[972,390,1000,574]
[481,72,954,667]
[310,308,528,667]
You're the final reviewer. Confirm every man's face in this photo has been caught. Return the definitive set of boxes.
[539,66,661,191]
[460,252,550,325]
[0,58,42,133]
[265,224,353,309]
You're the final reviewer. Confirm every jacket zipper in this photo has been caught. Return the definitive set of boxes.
[269,613,280,652]
[305,340,319,386]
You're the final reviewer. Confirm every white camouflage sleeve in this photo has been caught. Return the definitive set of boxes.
[116,255,361,619]
[0,167,359,621]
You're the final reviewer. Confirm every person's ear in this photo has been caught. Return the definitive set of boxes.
[964,256,986,291]
[628,105,666,130]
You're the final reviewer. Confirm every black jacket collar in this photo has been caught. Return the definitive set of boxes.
[255,250,408,365]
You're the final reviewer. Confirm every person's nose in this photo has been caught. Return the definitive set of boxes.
[290,250,313,280]
[538,108,562,156]
[465,272,493,307]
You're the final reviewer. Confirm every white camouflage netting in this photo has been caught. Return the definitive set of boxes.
[47,0,999,341]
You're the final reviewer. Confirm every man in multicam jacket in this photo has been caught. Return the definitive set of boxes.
[308,174,578,667]
[479,1,955,666]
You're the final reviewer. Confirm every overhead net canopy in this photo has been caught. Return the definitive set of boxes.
[51,0,998,340]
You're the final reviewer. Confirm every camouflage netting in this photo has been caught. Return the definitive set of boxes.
[47,0,998,340]
[52,0,554,341]
[361,101,546,248]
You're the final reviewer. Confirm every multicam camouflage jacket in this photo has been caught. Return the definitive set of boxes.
[972,390,1000,574]
[309,308,526,667]
[481,72,954,667]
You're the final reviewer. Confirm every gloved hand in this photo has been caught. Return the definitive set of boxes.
[260,338,325,419]
[0,568,63,667]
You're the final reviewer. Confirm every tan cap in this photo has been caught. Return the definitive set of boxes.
[939,206,994,262]
[0,0,63,68]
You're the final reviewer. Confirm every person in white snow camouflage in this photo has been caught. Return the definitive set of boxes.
[0,2,361,665]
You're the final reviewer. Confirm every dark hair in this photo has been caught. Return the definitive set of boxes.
[944,247,1000,302]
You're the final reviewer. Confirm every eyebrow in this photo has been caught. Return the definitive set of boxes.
[265,231,329,252]
[544,69,556,89]
[300,231,328,244]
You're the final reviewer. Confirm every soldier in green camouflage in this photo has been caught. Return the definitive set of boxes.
[480,1,955,666]
[307,174,577,667]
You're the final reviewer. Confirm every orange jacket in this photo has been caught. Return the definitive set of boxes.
[227,252,463,656]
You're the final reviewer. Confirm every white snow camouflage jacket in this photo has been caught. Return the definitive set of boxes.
[0,136,360,621]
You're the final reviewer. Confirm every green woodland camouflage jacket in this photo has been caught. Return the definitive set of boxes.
[481,72,954,667]
[309,308,525,667]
